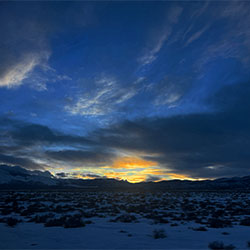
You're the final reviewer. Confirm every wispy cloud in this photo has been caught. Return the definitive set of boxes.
[184,24,210,47]
[138,32,171,66]
[0,2,88,90]
[66,76,136,116]
[138,6,183,67]
[0,52,49,88]
[152,76,189,108]
[0,3,51,89]
[154,92,181,106]
[196,1,250,70]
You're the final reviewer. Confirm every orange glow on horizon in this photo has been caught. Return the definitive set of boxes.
[167,173,207,181]
[167,173,190,180]
[52,156,207,183]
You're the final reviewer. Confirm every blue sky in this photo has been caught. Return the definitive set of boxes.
[0,1,250,182]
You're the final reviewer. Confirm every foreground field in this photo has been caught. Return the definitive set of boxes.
[0,191,250,249]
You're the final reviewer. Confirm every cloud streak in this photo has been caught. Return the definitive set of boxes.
[138,6,183,66]
[0,2,92,89]
[66,76,136,116]
[0,52,49,88]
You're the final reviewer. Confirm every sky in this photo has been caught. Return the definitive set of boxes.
[0,1,250,182]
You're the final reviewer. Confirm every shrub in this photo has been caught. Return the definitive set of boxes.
[45,215,85,228]
[6,217,19,227]
[208,218,232,228]
[110,214,137,223]
[170,223,178,227]
[64,216,85,228]
[240,217,250,226]
[119,230,127,233]
[247,241,250,248]
[153,229,167,239]
[44,217,65,227]
[1,206,12,216]
[85,220,93,224]
[192,226,207,231]
[29,214,54,224]
[153,216,169,224]
[82,212,97,218]
[208,241,235,250]
[212,210,225,218]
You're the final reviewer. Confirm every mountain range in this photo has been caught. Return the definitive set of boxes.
[0,164,250,190]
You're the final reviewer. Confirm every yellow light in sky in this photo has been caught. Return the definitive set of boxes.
[107,156,157,169]
[167,173,190,180]
[74,174,97,180]
[99,156,160,182]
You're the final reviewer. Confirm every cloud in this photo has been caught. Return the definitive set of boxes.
[133,1,250,118]
[0,2,92,89]
[0,3,51,89]
[91,82,250,178]
[138,6,183,66]
[168,6,183,24]
[109,156,157,169]
[0,153,44,170]
[0,52,49,88]
[66,76,136,116]
[1,81,250,179]
[56,171,102,179]
[56,172,69,178]
[153,75,190,107]
[195,1,250,70]
[71,172,102,179]
[138,32,171,66]
[184,24,210,47]
[0,119,97,170]
[180,2,209,43]
[46,149,114,167]
[145,175,162,182]
[8,123,92,146]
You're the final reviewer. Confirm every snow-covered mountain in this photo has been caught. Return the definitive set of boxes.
[0,165,57,186]
[0,165,130,189]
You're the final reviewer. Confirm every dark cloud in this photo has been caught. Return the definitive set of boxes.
[0,136,46,170]
[46,149,113,166]
[71,172,102,178]
[56,172,102,179]
[91,82,250,178]
[3,121,93,146]
[0,153,44,170]
[56,172,69,178]
[0,118,113,168]
[145,175,162,182]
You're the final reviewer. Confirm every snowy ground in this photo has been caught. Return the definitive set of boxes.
[0,191,250,249]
